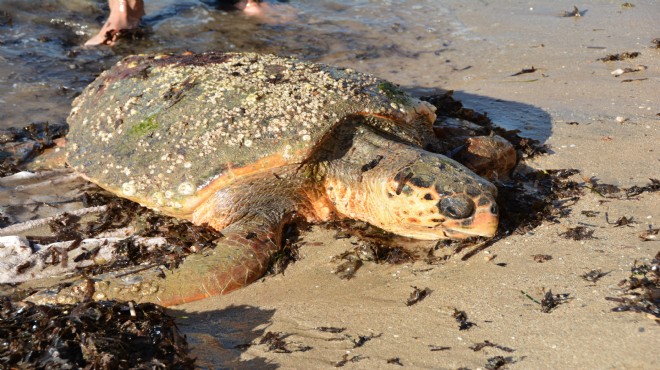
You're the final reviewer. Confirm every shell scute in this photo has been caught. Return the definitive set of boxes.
[66,52,435,217]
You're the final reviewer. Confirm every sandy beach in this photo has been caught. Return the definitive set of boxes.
[175,2,660,368]
[0,0,658,368]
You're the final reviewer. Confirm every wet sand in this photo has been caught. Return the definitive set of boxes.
[1,0,658,368]
[175,2,659,369]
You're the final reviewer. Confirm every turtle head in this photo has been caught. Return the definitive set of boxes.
[326,151,499,240]
[382,153,499,240]
[378,153,498,240]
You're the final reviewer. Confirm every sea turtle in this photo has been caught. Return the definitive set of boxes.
[30,52,499,306]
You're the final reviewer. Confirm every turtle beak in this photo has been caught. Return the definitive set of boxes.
[439,194,499,238]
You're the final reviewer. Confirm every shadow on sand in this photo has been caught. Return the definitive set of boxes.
[169,304,278,369]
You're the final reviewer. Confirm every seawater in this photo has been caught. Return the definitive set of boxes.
[0,0,470,129]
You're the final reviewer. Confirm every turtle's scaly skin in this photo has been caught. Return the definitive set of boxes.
[30,52,499,306]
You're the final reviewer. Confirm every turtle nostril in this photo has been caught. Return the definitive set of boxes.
[490,203,498,215]
[438,195,475,219]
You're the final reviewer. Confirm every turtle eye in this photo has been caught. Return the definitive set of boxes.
[438,195,475,219]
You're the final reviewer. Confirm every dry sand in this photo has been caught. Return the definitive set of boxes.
[172,2,659,369]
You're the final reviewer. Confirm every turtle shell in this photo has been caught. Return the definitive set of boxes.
[66,52,436,217]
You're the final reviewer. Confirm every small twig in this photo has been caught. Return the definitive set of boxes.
[520,290,541,305]
[461,238,496,261]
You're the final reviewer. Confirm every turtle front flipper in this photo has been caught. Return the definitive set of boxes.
[24,170,311,306]
[24,216,285,307]
[138,218,284,306]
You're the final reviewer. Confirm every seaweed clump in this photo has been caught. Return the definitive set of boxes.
[0,298,194,369]
[497,169,581,236]
[34,192,224,278]
[606,252,660,322]
[329,220,416,279]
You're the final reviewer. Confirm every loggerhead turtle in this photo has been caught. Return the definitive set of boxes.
[32,52,499,306]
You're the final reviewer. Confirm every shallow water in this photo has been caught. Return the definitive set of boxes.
[0,0,472,130]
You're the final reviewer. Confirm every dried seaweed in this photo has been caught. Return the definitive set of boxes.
[387,357,404,366]
[349,333,382,348]
[510,67,537,76]
[532,254,552,263]
[541,289,572,313]
[330,222,416,279]
[470,340,515,353]
[259,332,290,353]
[560,226,595,240]
[406,286,431,306]
[581,269,609,283]
[485,356,518,370]
[606,214,636,227]
[625,178,660,197]
[316,327,346,333]
[597,52,640,62]
[258,331,312,353]
[606,252,659,321]
[267,222,305,275]
[35,193,224,279]
[0,298,194,369]
[453,309,475,331]
[521,289,571,312]
[334,354,366,367]
[48,212,84,240]
[560,6,584,17]
[497,169,581,235]
[577,177,657,200]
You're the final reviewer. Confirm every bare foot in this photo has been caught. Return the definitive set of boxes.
[242,0,265,17]
[241,0,297,24]
[85,0,145,46]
